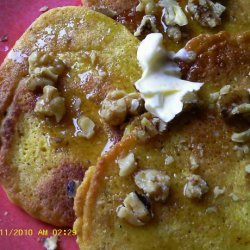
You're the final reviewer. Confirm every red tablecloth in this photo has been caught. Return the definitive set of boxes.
[0,1,82,249]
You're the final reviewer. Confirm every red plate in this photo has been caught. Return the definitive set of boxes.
[0,1,82,249]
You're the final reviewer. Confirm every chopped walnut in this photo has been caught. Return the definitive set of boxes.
[134,15,159,37]
[125,93,145,116]
[208,92,220,104]
[217,89,250,118]
[165,155,174,165]
[184,174,208,199]
[77,115,95,139]
[159,0,188,41]
[205,206,217,214]
[34,86,65,122]
[189,155,199,171]
[231,129,250,143]
[159,0,188,26]
[135,116,166,141]
[136,0,157,15]
[182,92,200,110]
[213,186,225,199]
[231,104,250,117]
[245,164,250,175]
[100,90,127,125]
[209,85,231,104]
[229,192,239,201]
[117,152,136,177]
[134,169,171,202]
[99,90,144,126]
[140,117,158,137]
[187,0,226,28]
[152,117,167,132]
[219,85,231,95]
[26,51,65,91]
[233,144,250,159]
[166,26,182,42]
[116,192,152,226]
[89,51,97,65]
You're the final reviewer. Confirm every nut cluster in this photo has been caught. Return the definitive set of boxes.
[116,192,152,226]
[134,169,171,202]
[99,90,145,126]
[135,116,167,142]
[187,0,226,28]
[34,86,65,123]
[26,51,65,91]
[184,174,209,199]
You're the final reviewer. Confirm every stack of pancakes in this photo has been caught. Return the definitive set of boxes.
[0,0,250,249]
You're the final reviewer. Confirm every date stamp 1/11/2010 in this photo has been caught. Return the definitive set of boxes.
[0,228,77,237]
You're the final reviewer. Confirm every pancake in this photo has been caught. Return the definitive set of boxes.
[0,7,141,227]
[82,0,250,50]
[74,32,250,249]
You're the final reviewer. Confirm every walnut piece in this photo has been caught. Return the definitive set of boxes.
[205,206,217,214]
[136,0,157,15]
[134,15,159,37]
[26,51,65,91]
[189,154,199,171]
[245,164,250,175]
[159,0,188,42]
[34,86,65,122]
[159,0,188,26]
[136,117,158,141]
[213,186,225,199]
[117,152,136,177]
[231,104,250,117]
[100,90,127,125]
[187,0,226,28]
[182,92,201,111]
[233,144,250,159]
[134,169,171,202]
[231,129,250,143]
[116,192,152,226]
[77,115,95,139]
[209,85,231,104]
[229,192,239,201]
[125,92,145,116]
[99,90,144,126]
[165,155,174,165]
[184,174,208,199]
[217,89,250,118]
[166,26,182,42]
[135,116,167,141]
[141,117,158,135]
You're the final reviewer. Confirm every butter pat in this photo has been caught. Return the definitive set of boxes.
[135,33,203,123]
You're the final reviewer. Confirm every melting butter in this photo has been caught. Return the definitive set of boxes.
[135,33,203,123]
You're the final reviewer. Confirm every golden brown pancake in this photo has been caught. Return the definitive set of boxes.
[0,7,141,227]
[74,32,250,249]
